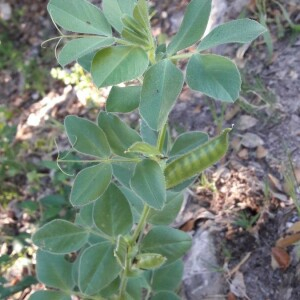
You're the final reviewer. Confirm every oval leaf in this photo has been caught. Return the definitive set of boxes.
[131,159,166,210]
[112,162,137,188]
[93,183,133,237]
[141,226,192,264]
[64,115,110,158]
[186,54,241,102]
[29,291,71,300]
[98,111,141,157]
[79,242,121,295]
[70,164,112,206]
[36,250,74,290]
[140,59,184,131]
[91,46,148,87]
[151,291,181,300]
[106,85,141,113]
[198,18,267,52]
[58,37,114,67]
[167,0,211,55]
[103,0,136,33]
[32,220,88,254]
[169,131,209,158]
[47,0,112,36]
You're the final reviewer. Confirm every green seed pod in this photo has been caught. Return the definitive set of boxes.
[135,253,166,270]
[165,128,232,189]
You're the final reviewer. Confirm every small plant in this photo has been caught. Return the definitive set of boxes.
[234,211,260,231]
[30,0,265,299]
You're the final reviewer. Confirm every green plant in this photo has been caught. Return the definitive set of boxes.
[30,0,265,299]
[234,211,260,231]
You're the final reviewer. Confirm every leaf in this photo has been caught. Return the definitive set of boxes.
[100,277,121,298]
[77,51,96,72]
[151,291,181,300]
[141,226,192,264]
[1,276,37,299]
[75,202,95,227]
[144,259,183,292]
[131,159,166,210]
[186,54,241,102]
[167,0,211,55]
[93,183,133,237]
[70,164,112,206]
[106,86,141,113]
[140,119,158,146]
[98,111,141,157]
[58,37,114,67]
[169,131,209,158]
[91,46,148,87]
[64,115,110,158]
[102,0,136,33]
[114,235,128,269]
[32,219,88,254]
[112,162,137,188]
[126,142,162,157]
[36,250,74,290]
[271,247,291,270]
[29,291,71,300]
[197,18,267,51]
[47,0,112,36]
[79,242,121,295]
[148,192,184,225]
[133,0,150,30]
[140,59,184,131]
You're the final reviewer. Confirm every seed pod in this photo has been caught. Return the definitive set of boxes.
[165,128,232,189]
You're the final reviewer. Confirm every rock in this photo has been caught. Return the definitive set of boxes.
[237,115,258,131]
[0,2,11,21]
[256,145,268,159]
[182,229,225,300]
[241,133,264,149]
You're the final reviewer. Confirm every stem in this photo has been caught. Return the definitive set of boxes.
[130,205,151,244]
[169,52,194,61]
[156,123,168,153]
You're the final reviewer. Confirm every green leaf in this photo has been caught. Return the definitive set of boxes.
[150,259,184,292]
[91,46,148,87]
[106,86,141,113]
[136,253,166,270]
[36,250,74,290]
[114,235,128,268]
[126,142,162,157]
[93,183,133,237]
[100,277,121,298]
[130,159,166,210]
[47,0,112,36]
[29,291,71,300]
[58,37,114,67]
[75,203,94,227]
[126,277,148,300]
[112,162,137,188]
[167,0,211,55]
[77,51,96,72]
[119,186,144,221]
[133,0,151,30]
[197,18,267,52]
[151,291,181,300]
[98,111,141,157]
[140,119,157,146]
[148,192,184,225]
[103,0,136,33]
[141,226,192,263]
[79,242,121,295]
[64,115,110,158]
[186,54,241,102]
[169,131,209,158]
[70,164,112,206]
[32,219,88,254]
[140,59,184,131]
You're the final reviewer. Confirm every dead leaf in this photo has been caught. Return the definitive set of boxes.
[268,173,283,192]
[271,191,288,202]
[225,105,240,121]
[237,115,258,131]
[227,292,237,300]
[276,232,300,248]
[271,247,290,270]
[238,148,249,160]
[180,218,195,232]
[230,271,248,298]
[256,145,268,159]
[287,221,300,234]
[241,133,264,149]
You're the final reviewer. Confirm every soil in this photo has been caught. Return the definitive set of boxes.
[1,0,300,299]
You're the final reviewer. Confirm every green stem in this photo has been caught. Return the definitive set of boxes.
[156,123,168,153]
[130,205,151,244]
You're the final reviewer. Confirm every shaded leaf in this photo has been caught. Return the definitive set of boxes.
[48,0,112,35]
[140,59,184,131]
[186,54,241,102]
[32,219,88,254]
[70,164,112,206]
[167,0,211,55]
[131,159,166,210]
[112,162,137,188]
[92,46,148,87]
[29,291,71,300]
[64,115,110,158]
[151,291,181,300]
